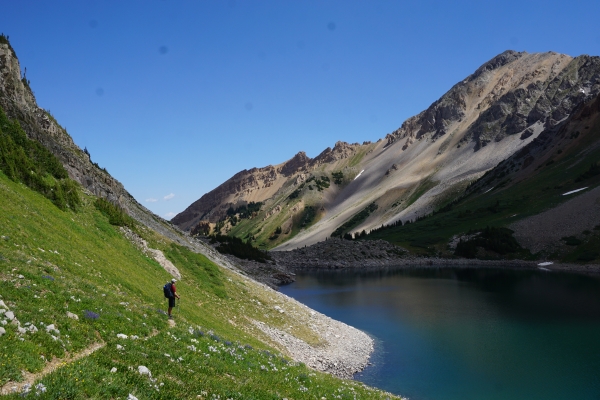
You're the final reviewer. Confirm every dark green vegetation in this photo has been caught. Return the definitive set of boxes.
[454,227,522,258]
[366,122,600,262]
[288,174,333,200]
[94,198,136,229]
[332,171,344,185]
[0,33,17,57]
[220,202,263,229]
[210,234,272,263]
[331,203,379,238]
[270,226,282,240]
[227,176,327,249]
[227,201,263,219]
[0,107,80,211]
[307,175,330,191]
[297,205,317,228]
[575,161,600,182]
[287,184,304,200]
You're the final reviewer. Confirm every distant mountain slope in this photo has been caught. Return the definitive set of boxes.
[365,91,600,261]
[174,50,600,251]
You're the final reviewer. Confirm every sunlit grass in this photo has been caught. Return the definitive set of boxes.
[0,172,400,399]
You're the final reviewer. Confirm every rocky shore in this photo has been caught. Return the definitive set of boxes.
[184,238,375,380]
[251,293,374,380]
[270,237,600,275]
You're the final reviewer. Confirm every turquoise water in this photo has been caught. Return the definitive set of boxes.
[279,267,600,400]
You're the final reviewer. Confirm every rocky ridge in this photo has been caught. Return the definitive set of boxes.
[175,50,600,252]
[172,140,365,231]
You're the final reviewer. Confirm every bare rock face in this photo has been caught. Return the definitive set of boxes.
[280,151,310,176]
[465,54,600,150]
[385,164,398,176]
[312,141,359,165]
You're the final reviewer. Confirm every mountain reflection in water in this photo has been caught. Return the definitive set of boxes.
[280,267,600,400]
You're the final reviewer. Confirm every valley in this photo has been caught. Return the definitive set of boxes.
[1,31,600,399]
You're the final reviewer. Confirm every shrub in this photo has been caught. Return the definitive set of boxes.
[94,198,136,228]
[575,162,600,182]
[211,234,271,263]
[332,171,344,185]
[0,106,80,210]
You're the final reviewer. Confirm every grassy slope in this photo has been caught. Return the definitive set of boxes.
[0,172,398,399]
[367,124,600,260]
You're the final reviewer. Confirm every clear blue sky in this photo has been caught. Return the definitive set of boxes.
[2,1,599,219]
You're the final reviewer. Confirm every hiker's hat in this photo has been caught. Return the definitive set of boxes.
[171,278,176,283]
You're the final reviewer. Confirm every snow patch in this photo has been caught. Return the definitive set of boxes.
[562,187,588,196]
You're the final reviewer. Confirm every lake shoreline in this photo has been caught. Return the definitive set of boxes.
[271,237,600,277]
[283,258,600,276]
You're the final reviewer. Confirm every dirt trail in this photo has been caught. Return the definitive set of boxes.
[0,342,105,395]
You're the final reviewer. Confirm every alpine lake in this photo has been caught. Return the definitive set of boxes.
[279,266,600,400]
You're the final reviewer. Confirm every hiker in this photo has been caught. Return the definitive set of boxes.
[165,278,180,319]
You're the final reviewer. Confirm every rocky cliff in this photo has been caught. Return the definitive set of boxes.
[0,39,187,246]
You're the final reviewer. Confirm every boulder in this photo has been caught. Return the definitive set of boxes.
[137,365,151,377]
[66,312,79,320]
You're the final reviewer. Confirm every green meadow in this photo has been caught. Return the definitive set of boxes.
[0,171,398,399]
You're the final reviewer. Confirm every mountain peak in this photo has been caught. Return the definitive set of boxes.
[471,50,526,79]
[280,151,311,176]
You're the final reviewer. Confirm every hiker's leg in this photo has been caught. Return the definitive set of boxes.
[168,306,172,315]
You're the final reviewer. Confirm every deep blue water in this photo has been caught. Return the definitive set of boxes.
[279,267,600,400]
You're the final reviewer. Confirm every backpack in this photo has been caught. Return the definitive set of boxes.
[163,282,173,298]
